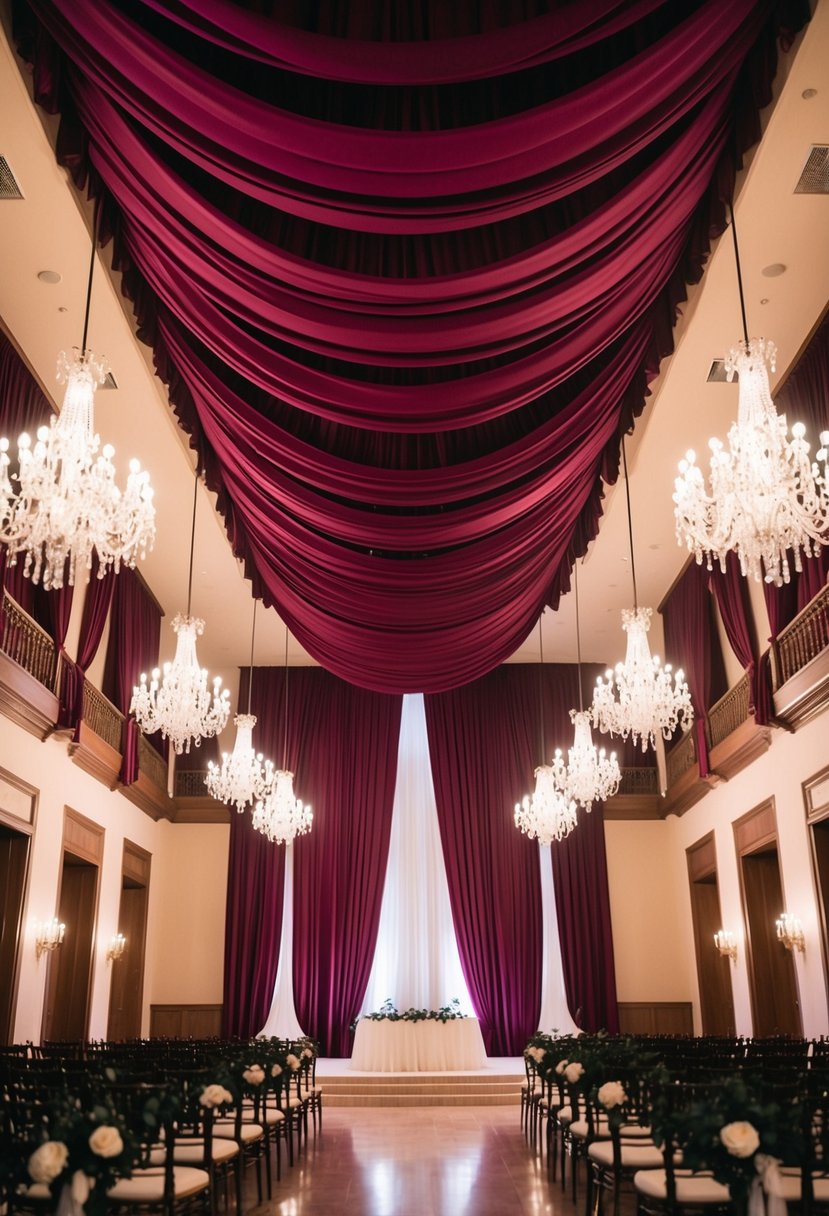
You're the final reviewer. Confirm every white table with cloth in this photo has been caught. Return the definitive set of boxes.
[350,1016,487,1072]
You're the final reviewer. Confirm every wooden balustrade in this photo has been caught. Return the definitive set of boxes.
[0,591,58,690]
[666,728,697,788]
[81,681,124,752]
[775,583,829,686]
[138,733,169,793]
[616,766,659,797]
[174,768,210,799]
[708,673,750,750]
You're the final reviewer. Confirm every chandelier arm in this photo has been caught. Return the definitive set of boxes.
[247,598,256,715]
[574,561,584,713]
[80,195,101,357]
[728,202,750,348]
[186,468,198,617]
[622,436,638,610]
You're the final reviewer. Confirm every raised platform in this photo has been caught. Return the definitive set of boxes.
[316,1057,523,1107]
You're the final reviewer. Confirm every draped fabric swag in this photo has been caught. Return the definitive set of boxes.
[13,0,807,691]
[102,568,163,784]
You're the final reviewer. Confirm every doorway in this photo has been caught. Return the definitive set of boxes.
[0,822,31,1044]
[804,765,829,1016]
[107,842,151,1040]
[41,809,103,1043]
[686,833,736,1035]
[735,800,802,1037]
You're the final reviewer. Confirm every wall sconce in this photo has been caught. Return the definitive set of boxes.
[714,929,737,961]
[106,933,127,962]
[776,913,805,953]
[35,918,65,959]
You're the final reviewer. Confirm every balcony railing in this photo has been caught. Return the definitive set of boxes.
[708,673,750,750]
[174,769,210,799]
[775,583,829,687]
[666,729,697,788]
[82,681,124,753]
[0,591,58,691]
[138,733,169,793]
[616,767,659,797]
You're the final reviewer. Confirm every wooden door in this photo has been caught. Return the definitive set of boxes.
[42,854,99,1042]
[687,834,735,1035]
[107,882,149,1040]
[741,849,802,1036]
[0,824,30,1044]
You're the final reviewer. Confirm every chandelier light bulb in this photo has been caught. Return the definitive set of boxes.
[674,337,829,585]
[0,349,155,588]
[551,709,621,813]
[591,606,693,753]
[515,765,578,845]
[130,613,230,754]
[252,769,313,845]
[205,713,272,812]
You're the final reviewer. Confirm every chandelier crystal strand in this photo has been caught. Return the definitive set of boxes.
[205,600,272,811]
[514,614,578,844]
[674,204,829,585]
[252,623,312,844]
[550,564,621,811]
[592,439,694,752]
[0,205,155,588]
[130,471,230,753]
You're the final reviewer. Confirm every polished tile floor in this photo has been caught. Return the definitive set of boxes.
[250,1107,588,1216]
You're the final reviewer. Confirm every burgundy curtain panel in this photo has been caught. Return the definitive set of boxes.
[233,665,402,1055]
[102,567,162,784]
[424,662,618,1050]
[709,552,771,725]
[13,0,808,693]
[63,553,116,736]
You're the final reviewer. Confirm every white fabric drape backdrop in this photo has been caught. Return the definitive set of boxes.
[257,842,304,1038]
[538,842,579,1035]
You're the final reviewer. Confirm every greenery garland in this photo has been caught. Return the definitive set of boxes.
[352,997,465,1031]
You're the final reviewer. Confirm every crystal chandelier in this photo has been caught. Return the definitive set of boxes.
[0,210,155,589]
[550,563,620,812]
[674,205,829,586]
[206,601,272,811]
[592,440,693,752]
[130,472,230,753]
[514,614,579,845]
[251,624,312,845]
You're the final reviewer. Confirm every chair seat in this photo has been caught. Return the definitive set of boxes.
[241,1103,286,1126]
[589,1142,666,1170]
[107,1166,210,1202]
[287,1096,304,1109]
[570,1117,610,1140]
[633,1168,730,1204]
[213,1120,264,1142]
[149,1137,239,1166]
[773,1168,829,1203]
[557,1105,572,1124]
[15,1184,51,1202]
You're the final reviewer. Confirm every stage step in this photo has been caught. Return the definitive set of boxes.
[317,1070,524,1108]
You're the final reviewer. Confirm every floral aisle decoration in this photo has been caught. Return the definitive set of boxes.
[23,1093,139,1216]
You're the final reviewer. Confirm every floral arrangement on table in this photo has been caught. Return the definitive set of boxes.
[22,1093,140,1216]
[653,1073,802,1208]
[353,997,466,1030]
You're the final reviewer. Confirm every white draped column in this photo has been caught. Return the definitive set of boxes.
[537,843,580,1035]
[257,842,304,1038]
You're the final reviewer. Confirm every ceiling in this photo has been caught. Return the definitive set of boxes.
[0,2,827,706]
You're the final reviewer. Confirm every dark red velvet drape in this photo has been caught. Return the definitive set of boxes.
[13,0,808,692]
[102,567,162,784]
[62,554,116,736]
[424,662,618,1050]
[709,552,771,725]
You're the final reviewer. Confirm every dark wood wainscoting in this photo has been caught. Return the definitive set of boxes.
[617,1002,694,1035]
[150,1004,223,1038]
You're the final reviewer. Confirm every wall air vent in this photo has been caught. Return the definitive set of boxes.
[0,157,23,200]
[706,359,737,383]
[100,371,118,390]
[794,145,829,194]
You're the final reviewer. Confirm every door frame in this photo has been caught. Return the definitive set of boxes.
[686,831,735,1035]
[0,767,38,1045]
[803,763,829,1017]
[107,839,152,1040]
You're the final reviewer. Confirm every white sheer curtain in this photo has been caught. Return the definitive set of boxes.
[361,693,474,1015]
[257,843,305,1038]
[537,843,580,1035]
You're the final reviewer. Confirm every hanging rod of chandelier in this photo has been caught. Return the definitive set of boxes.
[674,202,829,586]
[0,199,155,589]
[130,469,230,754]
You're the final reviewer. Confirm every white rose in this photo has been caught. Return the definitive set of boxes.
[597,1081,627,1109]
[28,1141,69,1184]
[286,1053,300,1072]
[302,1047,313,1059]
[242,1065,265,1086]
[71,1172,92,1206]
[555,1059,568,1075]
[271,1064,283,1077]
[89,1126,124,1159]
[535,1047,546,1060]
[720,1121,760,1158]
[564,1062,584,1084]
[200,1084,233,1109]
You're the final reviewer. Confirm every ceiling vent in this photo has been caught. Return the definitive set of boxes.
[0,156,23,200]
[794,145,829,194]
[706,359,737,383]
[100,371,118,390]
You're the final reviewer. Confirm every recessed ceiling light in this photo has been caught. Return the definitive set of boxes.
[802,88,818,100]
[761,263,786,278]
[37,269,61,284]
[760,297,769,305]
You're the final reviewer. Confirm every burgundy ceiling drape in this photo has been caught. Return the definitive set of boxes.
[62,554,116,736]
[424,661,618,1049]
[235,665,402,1055]
[13,0,808,692]
[661,561,727,776]
[708,552,771,725]
[102,567,163,784]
